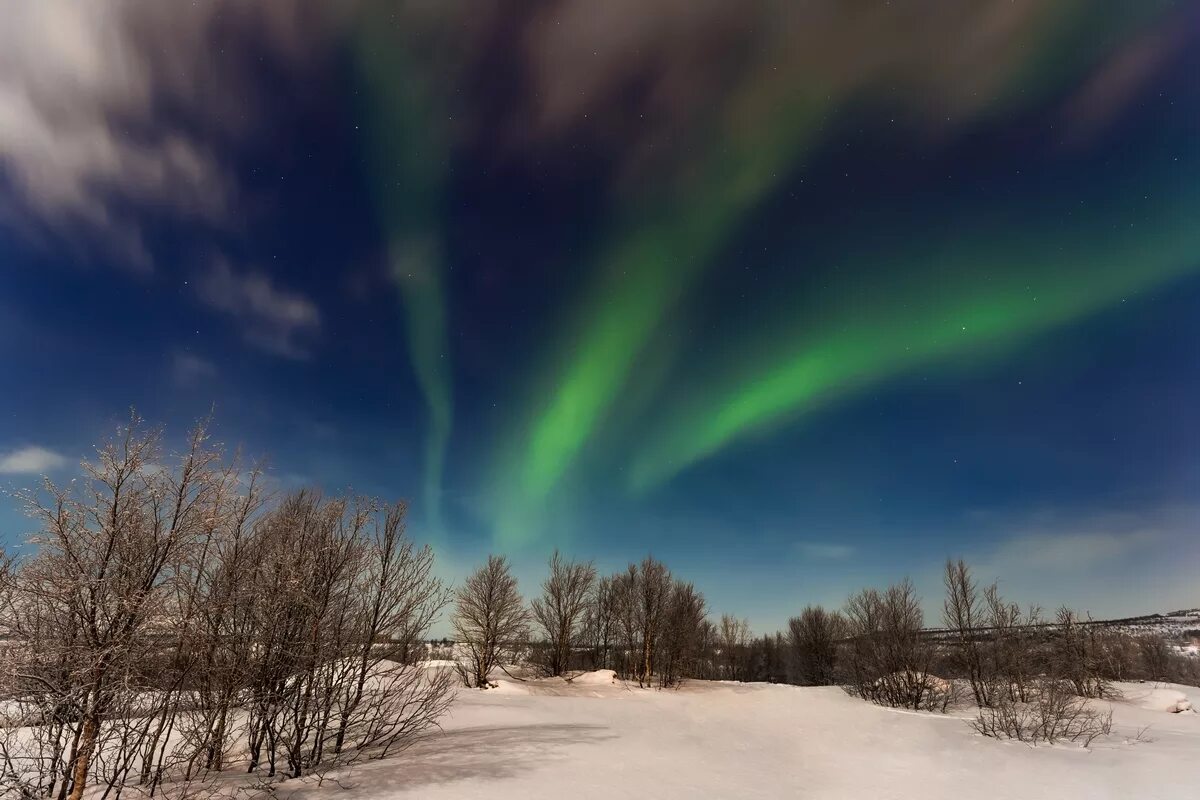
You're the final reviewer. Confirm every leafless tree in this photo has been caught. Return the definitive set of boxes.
[634,557,672,687]
[530,551,596,676]
[4,416,226,800]
[843,579,949,711]
[1137,635,1172,680]
[942,559,992,707]
[331,501,451,757]
[787,606,845,686]
[0,418,454,797]
[717,614,752,682]
[1053,608,1112,699]
[597,558,710,687]
[236,492,454,781]
[1096,629,1139,682]
[983,584,1040,704]
[581,576,617,670]
[745,632,789,683]
[611,565,640,680]
[657,581,707,687]
[452,555,529,688]
[694,619,718,680]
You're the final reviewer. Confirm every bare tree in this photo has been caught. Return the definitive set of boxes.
[787,606,845,686]
[530,551,597,677]
[844,579,948,711]
[658,581,708,687]
[310,500,454,767]
[582,576,617,670]
[1053,608,1112,699]
[983,584,1040,704]
[744,632,789,683]
[0,419,454,797]
[597,558,709,687]
[943,559,992,707]
[7,416,226,800]
[237,492,454,781]
[717,614,751,682]
[452,556,529,688]
[635,557,672,687]
[1138,635,1172,680]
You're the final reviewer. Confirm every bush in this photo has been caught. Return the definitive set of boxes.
[842,580,955,711]
[972,678,1113,746]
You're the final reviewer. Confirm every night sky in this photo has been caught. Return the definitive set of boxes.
[1,2,1197,630]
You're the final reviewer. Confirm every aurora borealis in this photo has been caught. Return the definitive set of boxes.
[0,1,1197,627]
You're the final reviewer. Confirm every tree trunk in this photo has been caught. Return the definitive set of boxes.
[67,711,100,800]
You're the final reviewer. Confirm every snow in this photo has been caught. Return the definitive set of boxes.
[1118,683,1196,714]
[568,669,617,685]
[275,676,1200,800]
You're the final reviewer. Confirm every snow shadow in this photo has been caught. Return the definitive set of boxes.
[334,723,616,793]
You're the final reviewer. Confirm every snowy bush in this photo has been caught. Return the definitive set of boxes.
[971,678,1113,746]
[842,580,955,711]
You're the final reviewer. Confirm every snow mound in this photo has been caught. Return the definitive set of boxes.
[1124,686,1195,713]
[485,679,532,694]
[570,669,618,685]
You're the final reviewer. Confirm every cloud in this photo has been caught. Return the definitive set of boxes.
[1058,17,1194,145]
[519,2,1078,170]
[0,445,69,474]
[950,506,1200,618]
[196,258,320,359]
[795,542,856,561]
[171,352,218,386]
[0,1,331,270]
[986,529,1162,574]
[973,507,1190,578]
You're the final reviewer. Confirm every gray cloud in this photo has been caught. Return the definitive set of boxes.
[0,445,69,474]
[171,352,218,386]
[795,542,856,561]
[971,507,1195,577]
[2,1,1183,275]
[947,505,1200,618]
[0,1,330,270]
[196,258,320,359]
[514,1,1186,188]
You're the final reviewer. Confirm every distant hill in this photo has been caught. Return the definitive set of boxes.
[923,607,1200,644]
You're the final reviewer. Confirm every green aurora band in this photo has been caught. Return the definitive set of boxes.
[518,99,827,503]
[492,3,1171,544]
[356,15,453,528]
[628,178,1200,491]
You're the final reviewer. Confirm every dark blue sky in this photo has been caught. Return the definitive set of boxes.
[0,2,1196,630]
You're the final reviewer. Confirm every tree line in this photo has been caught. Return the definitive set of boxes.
[452,552,708,689]
[462,551,1196,745]
[455,552,1197,707]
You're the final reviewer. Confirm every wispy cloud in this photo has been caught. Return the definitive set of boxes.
[984,528,1163,574]
[196,258,320,359]
[972,507,1191,578]
[0,445,69,474]
[0,1,332,269]
[950,506,1200,618]
[795,542,855,560]
[171,352,218,386]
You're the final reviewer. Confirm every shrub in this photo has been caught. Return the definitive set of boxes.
[972,678,1113,746]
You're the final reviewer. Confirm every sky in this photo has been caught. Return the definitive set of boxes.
[0,1,1197,633]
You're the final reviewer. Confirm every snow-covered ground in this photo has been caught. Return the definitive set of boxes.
[283,673,1200,800]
